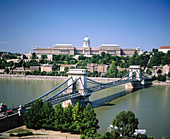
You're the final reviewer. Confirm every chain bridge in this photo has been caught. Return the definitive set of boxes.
[21,65,151,108]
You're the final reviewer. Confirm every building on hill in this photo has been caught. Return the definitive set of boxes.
[163,65,170,75]
[87,63,109,74]
[41,64,56,72]
[30,66,40,72]
[33,36,142,58]
[158,46,170,53]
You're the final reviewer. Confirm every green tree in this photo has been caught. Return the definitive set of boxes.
[41,101,55,129]
[41,55,47,60]
[25,71,31,75]
[146,69,152,75]
[54,103,64,130]
[107,62,118,78]
[31,70,40,75]
[157,75,166,81]
[112,111,139,137]
[4,68,9,74]
[81,104,99,138]
[62,103,73,130]
[23,99,44,129]
[31,52,37,59]
[64,67,69,72]
[72,102,83,132]
[168,72,170,78]
[101,52,105,58]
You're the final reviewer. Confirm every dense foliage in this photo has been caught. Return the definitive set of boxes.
[152,75,166,82]
[23,100,99,137]
[112,111,139,137]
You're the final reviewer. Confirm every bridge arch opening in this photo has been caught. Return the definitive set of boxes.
[157,69,162,75]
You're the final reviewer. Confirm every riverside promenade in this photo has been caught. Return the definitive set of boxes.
[0,74,169,84]
[0,74,118,83]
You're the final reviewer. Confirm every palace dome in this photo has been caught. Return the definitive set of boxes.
[84,36,90,42]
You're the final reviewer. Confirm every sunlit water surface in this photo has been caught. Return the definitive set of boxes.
[0,78,170,138]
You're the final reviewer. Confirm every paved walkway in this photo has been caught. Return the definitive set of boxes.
[0,126,81,139]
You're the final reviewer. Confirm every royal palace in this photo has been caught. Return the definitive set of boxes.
[33,36,142,57]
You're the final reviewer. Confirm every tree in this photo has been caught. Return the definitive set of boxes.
[81,104,99,138]
[62,103,73,130]
[157,75,166,81]
[72,102,83,132]
[25,71,31,75]
[41,101,55,129]
[54,103,64,130]
[23,99,44,129]
[107,62,118,78]
[64,67,69,72]
[4,68,9,74]
[146,69,152,75]
[168,72,170,78]
[101,52,105,58]
[31,52,37,59]
[41,55,47,60]
[112,111,139,137]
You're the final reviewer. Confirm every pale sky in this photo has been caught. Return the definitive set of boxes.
[0,0,170,53]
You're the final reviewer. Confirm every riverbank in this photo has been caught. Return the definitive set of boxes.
[0,74,68,80]
[152,80,170,85]
[0,74,170,84]
[0,74,119,82]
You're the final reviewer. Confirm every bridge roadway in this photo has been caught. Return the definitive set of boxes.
[23,77,137,108]
[17,70,147,109]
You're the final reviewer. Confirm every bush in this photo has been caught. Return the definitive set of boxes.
[25,71,31,75]
[152,75,157,81]
[157,75,166,82]
[10,131,33,137]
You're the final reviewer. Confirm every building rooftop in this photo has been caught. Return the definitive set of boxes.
[53,44,73,48]
[159,46,170,49]
[100,44,119,47]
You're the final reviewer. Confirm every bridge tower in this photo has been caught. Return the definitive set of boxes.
[62,69,89,107]
[129,65,141,80]
[125,65,143,90]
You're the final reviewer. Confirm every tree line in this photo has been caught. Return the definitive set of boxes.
[23,100,99,138]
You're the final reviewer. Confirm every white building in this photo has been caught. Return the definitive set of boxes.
[158,46,170,53]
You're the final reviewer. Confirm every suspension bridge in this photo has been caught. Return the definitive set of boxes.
[18,65,151,109]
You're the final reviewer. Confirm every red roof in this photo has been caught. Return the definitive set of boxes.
[159,46,170,49]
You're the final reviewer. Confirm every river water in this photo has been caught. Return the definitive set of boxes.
[0,78,170,138]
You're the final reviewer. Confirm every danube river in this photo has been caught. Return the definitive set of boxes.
[0,78,170,138]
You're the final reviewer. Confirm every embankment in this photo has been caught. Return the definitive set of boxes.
[0,113,24,133]
[0,74,169,84]
[0,74,119,82]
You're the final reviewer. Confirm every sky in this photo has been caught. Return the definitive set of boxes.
[0,0,170,53]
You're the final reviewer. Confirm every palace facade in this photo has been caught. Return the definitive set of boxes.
[33,36,142,57]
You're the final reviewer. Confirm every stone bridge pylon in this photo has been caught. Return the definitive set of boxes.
[62,69,90,107]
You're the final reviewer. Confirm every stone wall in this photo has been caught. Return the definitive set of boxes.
[0,113,24,133]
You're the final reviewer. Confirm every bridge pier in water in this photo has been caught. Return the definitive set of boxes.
[62,69,90,107]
